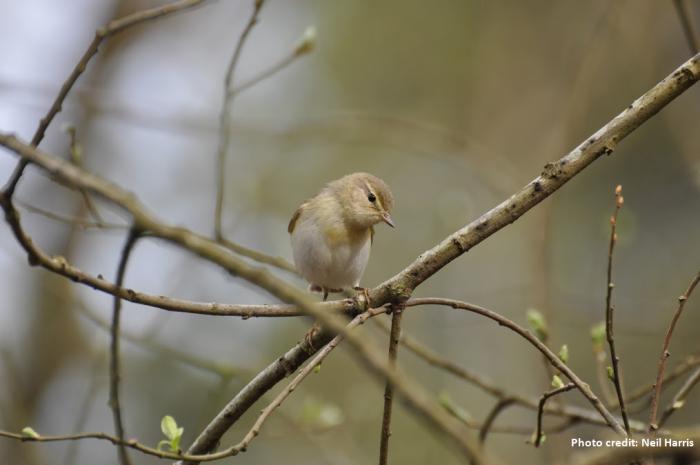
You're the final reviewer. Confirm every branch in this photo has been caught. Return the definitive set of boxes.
[109,229,140,465]
[2,0,210,198]
[378,305,404,465]
[648,272,700,431]
[534,383,575,447]
[213,0,265,240]
[604,185,630,434]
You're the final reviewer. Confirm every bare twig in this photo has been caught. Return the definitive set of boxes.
[378,305,404,465]
[109,229,140,465]
[16,199,125,230]
[2,0,209,199]
[213,0,265,240]
[648,272,700,431]
[604,185,630,434]
[479,398,516,444]
[673,0,699,55]
[534,383,576,447]
[658,366,700,428]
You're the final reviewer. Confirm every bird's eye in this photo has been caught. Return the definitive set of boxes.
[367,192,377,203]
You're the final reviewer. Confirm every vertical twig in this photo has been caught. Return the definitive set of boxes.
[673,0,700,55]
[534,383,575,447]
[648,272,700,431]
[213,0,265,240]
[604,185,631,435]
[378,305,404,465]
[109,229,140,465]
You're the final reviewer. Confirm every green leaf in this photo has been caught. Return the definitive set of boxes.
[590,322,606,348]
[606,366,615,381]
[558,344,569,364]
[157,440,170,451]
[161,415,178,440]
[551,375,564,389]
[526,309,548,341]
[21,427,39,439]
[313,363,322,374]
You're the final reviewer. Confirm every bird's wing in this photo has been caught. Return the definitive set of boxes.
[288,203,306,234]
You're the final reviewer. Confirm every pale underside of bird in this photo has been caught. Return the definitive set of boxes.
[289,172,394,300]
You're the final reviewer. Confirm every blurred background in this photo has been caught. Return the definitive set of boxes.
[1,1,699,464]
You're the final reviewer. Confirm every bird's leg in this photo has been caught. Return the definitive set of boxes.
[323,287,329,301]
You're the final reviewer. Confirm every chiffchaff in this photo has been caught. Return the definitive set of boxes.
[288,172,395,300]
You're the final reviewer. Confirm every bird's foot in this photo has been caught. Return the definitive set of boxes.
[309,285,343,301]
[353,286,371,309]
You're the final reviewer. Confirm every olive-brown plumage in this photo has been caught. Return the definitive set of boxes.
[289,172,394,299]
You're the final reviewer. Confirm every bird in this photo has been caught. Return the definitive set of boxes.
[288,172,395,301]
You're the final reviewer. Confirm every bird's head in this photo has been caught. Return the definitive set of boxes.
[331,172,394,229]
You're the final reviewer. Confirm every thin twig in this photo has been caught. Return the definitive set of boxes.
[604,185,630,434]
[213,0,265,240]
[479,398,515,444]
[658,366,700,428]
[534,383,575,447]
[378,305,404,465]
[648,272,700,431]
[2,0,209,199]
[673,0,700,55]
[109,229,140,465]
[16,199,125,230]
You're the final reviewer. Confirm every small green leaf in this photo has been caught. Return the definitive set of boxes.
[539,434,547,444]
[558,344,569,364]
[157,440,170,451]
[606,366,615,381]
[590,322,606,348]
[551,375,564,389]
[21,427,39,439]
[526,309,548,341]
[161,415,178,440]
[313,363,322,374]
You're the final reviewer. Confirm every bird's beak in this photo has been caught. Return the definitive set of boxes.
[381,212,395,228]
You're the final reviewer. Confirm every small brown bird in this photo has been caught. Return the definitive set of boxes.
[288,172,395,300]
